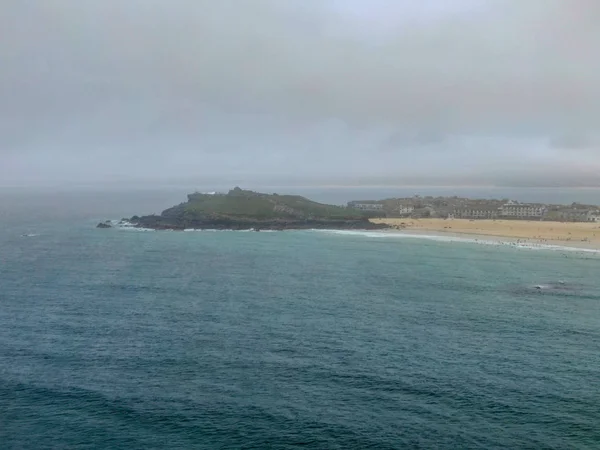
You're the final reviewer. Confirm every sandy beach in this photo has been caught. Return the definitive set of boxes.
[371,218,600,250]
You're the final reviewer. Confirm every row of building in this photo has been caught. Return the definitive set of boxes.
[347,199,600,222]
[451,203,600,221]
[452,202,547,219]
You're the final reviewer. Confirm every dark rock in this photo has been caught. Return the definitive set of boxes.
[96,222,112,229]
[130,216,389,232]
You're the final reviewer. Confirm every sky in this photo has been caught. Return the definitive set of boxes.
[1,0,599,188]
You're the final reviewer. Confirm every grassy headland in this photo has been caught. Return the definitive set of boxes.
[124,187,386,231]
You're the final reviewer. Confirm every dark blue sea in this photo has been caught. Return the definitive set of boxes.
[1,189,600,449]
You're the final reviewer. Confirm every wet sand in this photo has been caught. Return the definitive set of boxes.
[371,218,600,250]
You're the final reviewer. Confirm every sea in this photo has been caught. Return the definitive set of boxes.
[1,188,600,449]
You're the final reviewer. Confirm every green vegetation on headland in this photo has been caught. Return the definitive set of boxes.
[98,187,388,231]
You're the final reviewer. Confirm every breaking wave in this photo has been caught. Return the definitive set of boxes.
[310,229,600,254]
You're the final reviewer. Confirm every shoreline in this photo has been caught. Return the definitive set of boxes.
[107,218,600,252]
[379,228,600,252]
[103,218,388,232]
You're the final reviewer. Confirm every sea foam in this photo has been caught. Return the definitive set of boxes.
[310,229,600,254]
[114,220,155,232]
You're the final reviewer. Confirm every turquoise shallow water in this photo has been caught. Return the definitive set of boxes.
[1,192,600,449]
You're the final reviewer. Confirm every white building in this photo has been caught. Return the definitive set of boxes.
[500,203,547,218]
[454,208,499,219]
[398,205,415,215]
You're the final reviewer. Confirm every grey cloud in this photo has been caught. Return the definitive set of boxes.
[383,130,447,150]
[1,0,600,186]
[4,1,600,131]
[549,134,599,150]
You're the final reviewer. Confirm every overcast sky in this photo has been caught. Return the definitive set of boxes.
[1,0,599,187]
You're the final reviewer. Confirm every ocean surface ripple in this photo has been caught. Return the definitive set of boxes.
[1,204,600,448]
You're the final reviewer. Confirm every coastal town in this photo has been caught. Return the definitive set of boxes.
[347,196,600,222]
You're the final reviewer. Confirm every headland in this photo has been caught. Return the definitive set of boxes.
[98,187,388,231]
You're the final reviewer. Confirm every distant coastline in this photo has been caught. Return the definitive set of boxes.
[347,194,600,223]
[98,187,388,231]
[95,188,600,235]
